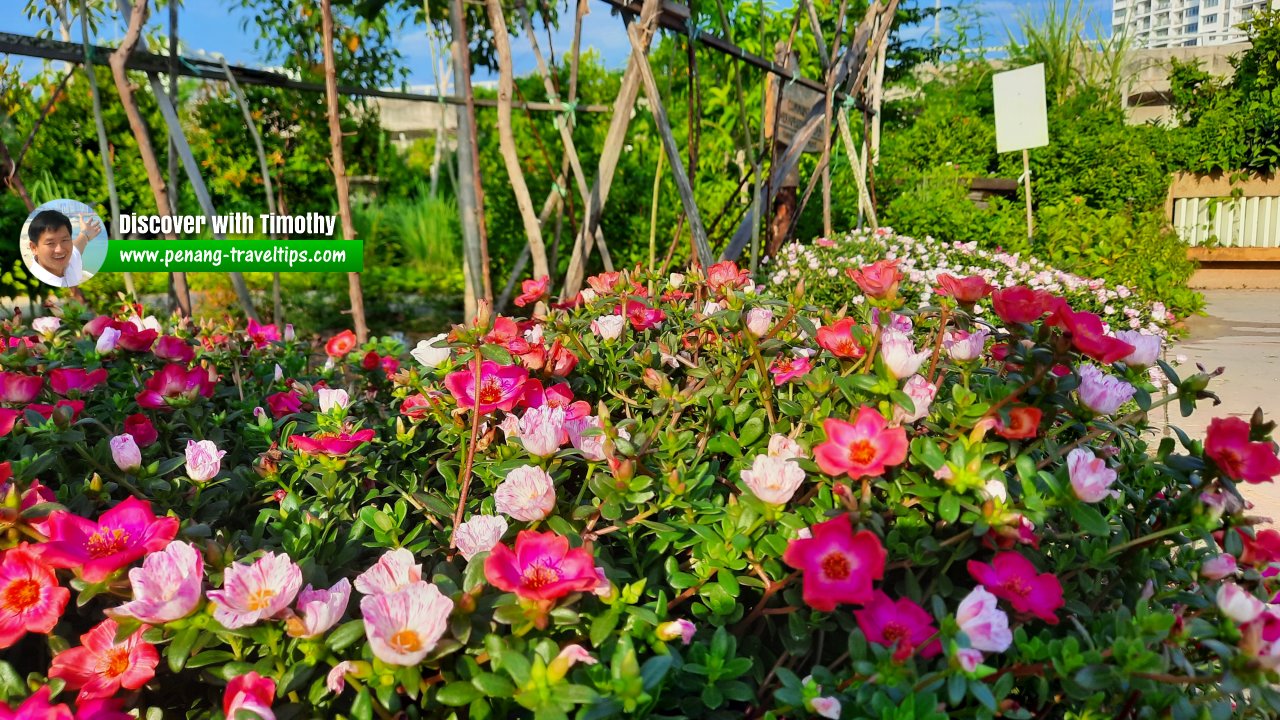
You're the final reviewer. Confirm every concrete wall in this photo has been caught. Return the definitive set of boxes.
[1122,41,1249,124]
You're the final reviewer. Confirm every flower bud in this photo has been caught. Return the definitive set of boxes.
[656,619,696,645]
[110,434,143,472]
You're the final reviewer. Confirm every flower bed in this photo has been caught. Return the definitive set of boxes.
[0,257,1276,719]
[765,228,1180,338]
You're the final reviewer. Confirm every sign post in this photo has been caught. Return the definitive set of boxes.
[992,63,1049,240]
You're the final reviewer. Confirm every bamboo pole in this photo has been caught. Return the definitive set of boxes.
[448,0,487,320]
[320,0,369,342]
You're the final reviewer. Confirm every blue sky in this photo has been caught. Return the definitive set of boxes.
[6,0,1114,87]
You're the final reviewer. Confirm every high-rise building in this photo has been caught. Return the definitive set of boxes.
[1111,0,1276,47]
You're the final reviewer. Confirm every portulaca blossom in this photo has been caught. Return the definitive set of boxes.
[453,515,509,561]
[740,453,806,505]
[494,465,556,521]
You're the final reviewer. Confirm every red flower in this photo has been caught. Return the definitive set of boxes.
[516,343,547,371]
[816,318,867,359]
[224,671,276,720]
[400,393,432,419]
[706,261,751,292]
[123,414,158,448]
[152,335,195,364]
[39,497,179,583]
[845,259,902,300]
[325,330,358,358]
[115,325,157,353]
[782,514,886,611]
[967,552,1064,624]
[0,545,70,649]
[444,360,529,414]
[266,390,303,419]
[290,429,376,456]
[814,407,909,479]
[618,300,666,331]
[49,369,108,396]
[1206,416,1280,484]
[994,406,1042,440]
[1229,528,1280,566]
[26,400,84,422]
[0,372,42,404]
[136,364,216,410]
[991,286,1051,324]
[854,591,942,661]
[587,271,623,295]
[484,530,599,602]
[0,409,19,438]
[361,351,380,371]
[546,340,578,377]
[49,619,158,703]
[1061,311,1135,364]
[83,316,116,337]
[515,276,550,307]
[934,273,993,304]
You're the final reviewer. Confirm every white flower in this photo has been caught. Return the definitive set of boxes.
[591,315,626,341]
[411,334,451,368]
[453,515,509,560]
[317,388,350,413]
[31,317,60,336]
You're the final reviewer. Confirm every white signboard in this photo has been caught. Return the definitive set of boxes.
[993,64,1049,154]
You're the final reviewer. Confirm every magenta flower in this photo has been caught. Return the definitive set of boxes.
[1205,416,1280,484]
[360,581,454,665]
[266,390,303,419]
[246,318,281,348]
[444,360,529,414]
[854,590,941,661]
[814,407,909,479]
[40,498,179,583]
[0,545,70,649]
[484,530,600,602]
[1077,364,1135,415]
[1067,448,1119,503]
[453,515,509,561]
[955,587,1012,653]
[0,372,42,404]
[355,548,423,596]
[289,429,376,456]
[286,578,351,638]
[152,335,195,363]
[135,363,216,410]
[740,453,806,505]
[0,687,73,719]
[109,541,204,624]
[769,354,812,386]
[49,369,108,397]
[967,552,1064,624]
[892,374,936,424]
[782,514,886,611]
[618,300,666,331]
[879,329,929,380]
[494,465,556,522]
[223,671,276,720]
[206,551,303,629]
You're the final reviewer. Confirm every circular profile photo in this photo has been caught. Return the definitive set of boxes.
[20,199,108,288]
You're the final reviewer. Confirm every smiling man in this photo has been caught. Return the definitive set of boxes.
[25,209,101,287]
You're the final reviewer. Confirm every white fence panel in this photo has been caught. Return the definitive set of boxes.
[1173,195,1280,247]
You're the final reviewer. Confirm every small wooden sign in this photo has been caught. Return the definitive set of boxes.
[765,82,825,154]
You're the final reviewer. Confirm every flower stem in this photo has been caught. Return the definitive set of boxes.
[451,356,484,545]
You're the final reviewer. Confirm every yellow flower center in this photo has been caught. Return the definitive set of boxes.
[85,527,131,558]
[2,578,39,611]
[247,588,277,611]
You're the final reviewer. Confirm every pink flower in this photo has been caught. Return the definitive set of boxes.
[769,354,812,385]
[109,541,203,624]
[0,545,70,649]
[816,318,866,359]
[185,439,226,482]
[453,515,509,561]
[955,587,1012,653]
[855,590,941,661]
[808,696,842,719]
[1205,416,1280,484]
[954,647,984,673]
[223,671,276,720]
[1077,364,1135,415]
[286,578,351,638]
[618,300,665,331]
[49,619,158,703]
[893,374,936,424]
[495,465,556,522]
[444,360,529,415]
[740,454,805,505]
[40,498,179,583]
[944,329,988,362]
[326,661,356,695]
[1062,310,1135,364]
[360,581,454,665]
[768,434,805,460]
[0,686,73,720]
[514,276,549,308]
[706,260,750,292]
[1217,582,1265,623]
[135,363,216,410]
[49,369,108,396]
[746,308,773,336]
[1114,330,1161,367]
[355,548,423,596]
[967,553,1064,624]
[516,405,566,457]
[74,697,132,720]
[878,329,929,380]
[317,388,350,413]
[591,315,626,340]
[206,552,303,629]
[0,372,42,404]
[152,335,195,363]
[566,415,608,461]
[1201,553,1238,580]
[289,429,375,456]
[31,316,60,337]
[935,273,992,304]
[846,258,902,299]
[484,530,599,601]
[551,644,597,672]
[656,619,696,644]
[246,318,281,348]
[782,514,886,611]
[95,326,120,354]
[109,434,142,472]
[1067,448,1119,503]
[991,286,1051,324]
[814,407,909,479]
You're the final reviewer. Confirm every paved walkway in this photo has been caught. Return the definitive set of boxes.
[1171,290,1280,523]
